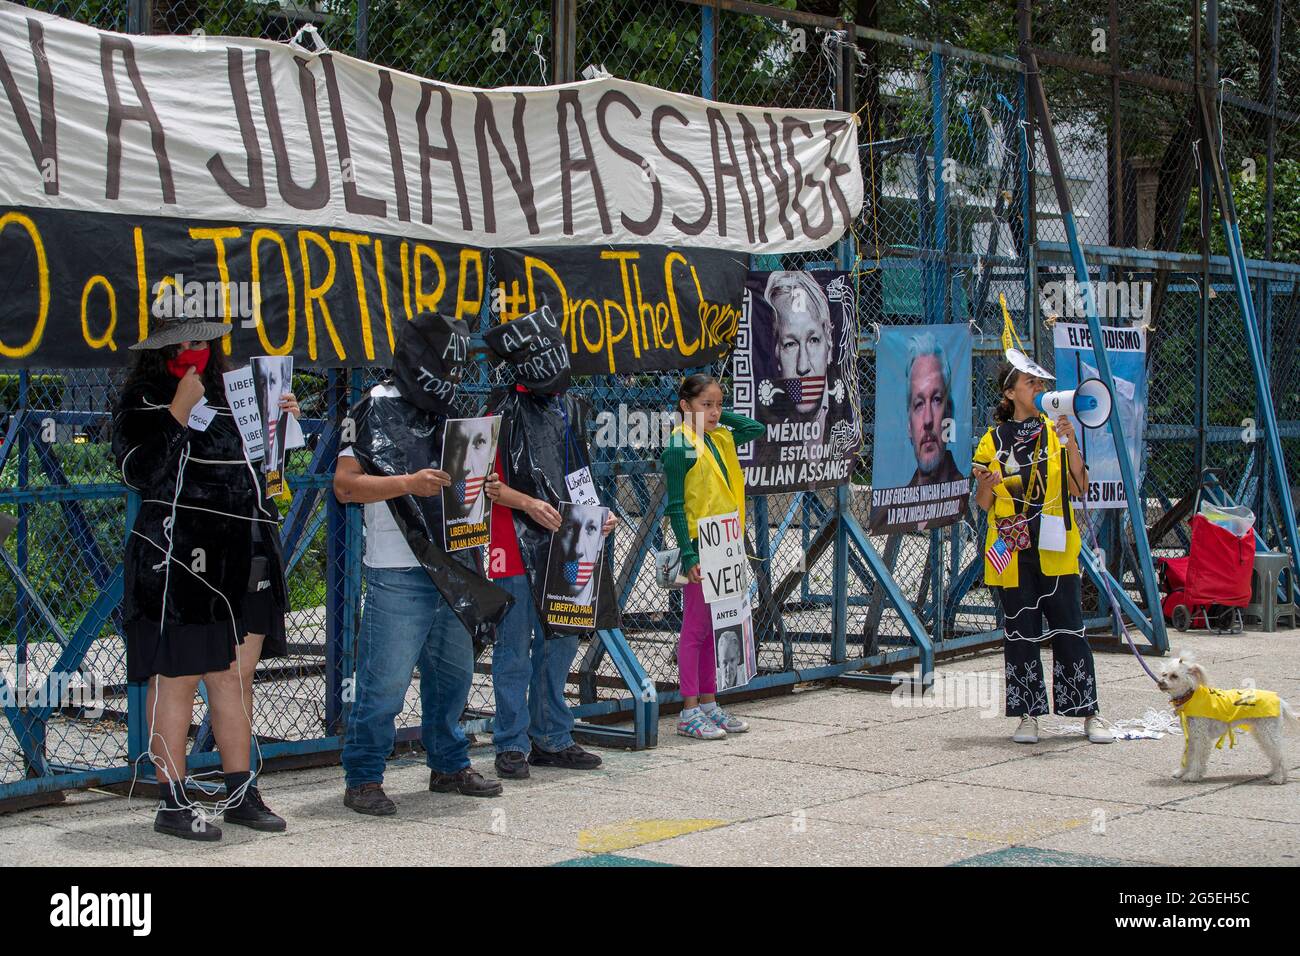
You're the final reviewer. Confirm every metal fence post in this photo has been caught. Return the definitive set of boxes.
[355,0,369,60]
[700,2,717,100]
[550,0,576,84]
[126,0,151,35]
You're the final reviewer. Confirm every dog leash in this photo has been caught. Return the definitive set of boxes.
[1071,443,1162,686]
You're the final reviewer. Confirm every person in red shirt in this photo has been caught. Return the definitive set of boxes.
[481,305,617,780]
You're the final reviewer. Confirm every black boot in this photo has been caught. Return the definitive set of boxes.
[154,781,221,842]
[223,783,287,832]
[429,767,503,797]
[528,743,602,770]
[494,750,530,780]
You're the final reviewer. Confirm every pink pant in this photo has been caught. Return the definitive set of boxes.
[677,582,716,698]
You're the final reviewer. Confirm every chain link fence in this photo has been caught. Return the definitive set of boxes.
[2,0,1297,801]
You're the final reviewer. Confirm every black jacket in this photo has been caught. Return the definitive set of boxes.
[112,378,286,634]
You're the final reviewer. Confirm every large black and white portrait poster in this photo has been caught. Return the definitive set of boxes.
[540,502,609,632]
[711,592,757,692]
[252,355,293,495]
[733,271,861,494]
[440,415,500,551]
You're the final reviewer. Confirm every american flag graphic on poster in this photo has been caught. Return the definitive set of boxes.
[564,560,595,588]
[781,376,825,406]
[455,475,485,507]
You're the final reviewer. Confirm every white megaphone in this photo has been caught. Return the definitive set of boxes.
[1034,377,1113,428]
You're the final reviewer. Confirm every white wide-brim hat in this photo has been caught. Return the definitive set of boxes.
[1004,348,1055,383]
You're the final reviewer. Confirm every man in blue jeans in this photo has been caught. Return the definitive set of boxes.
[481,305,617,780]
[333,313,507,815]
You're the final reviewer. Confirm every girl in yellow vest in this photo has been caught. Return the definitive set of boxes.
[662,374,764,740]
[973,359,1113,745]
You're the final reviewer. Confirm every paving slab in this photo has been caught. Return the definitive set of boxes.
[1027,806,1300,866]
[808,779,1138,846]
[585,752,910,816]
[619,814,996,866]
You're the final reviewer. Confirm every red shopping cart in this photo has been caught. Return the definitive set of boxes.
[1157,514,1257,633]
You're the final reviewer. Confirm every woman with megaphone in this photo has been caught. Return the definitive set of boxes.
[972,350,1114,745]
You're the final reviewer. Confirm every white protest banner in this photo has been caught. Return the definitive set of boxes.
[0,3,860,254]
[696,510,747,605]
[222,366,263,462]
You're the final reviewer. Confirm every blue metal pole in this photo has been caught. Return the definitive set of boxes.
[700,5,715,100]
[1023,50,1169,652]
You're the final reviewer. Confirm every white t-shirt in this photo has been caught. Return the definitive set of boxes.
[337,385,420,569]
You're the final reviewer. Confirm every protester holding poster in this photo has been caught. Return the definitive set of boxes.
[661,374,764,740]
[334,312,511,815]
[440,416,500,551]
[972,354,1113,747]
[480,305,617,781]
[733,271,861,494]
[869,327,972,533]
[1052,323,1147,507]
[113,314,290,842]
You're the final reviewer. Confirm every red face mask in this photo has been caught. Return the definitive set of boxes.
[166,347,210,379]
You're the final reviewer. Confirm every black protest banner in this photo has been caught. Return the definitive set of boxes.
[0,205,483,368]
[492,245,747,375]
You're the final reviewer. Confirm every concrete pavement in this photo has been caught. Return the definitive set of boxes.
[2,628,1297,866]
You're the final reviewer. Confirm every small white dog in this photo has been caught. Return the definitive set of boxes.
[1155,653,1297,784]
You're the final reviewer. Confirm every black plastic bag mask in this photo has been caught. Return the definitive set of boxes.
[482,304,571,395]
[392,312,472,413]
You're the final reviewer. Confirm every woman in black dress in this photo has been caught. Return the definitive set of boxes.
[113,316,293,841]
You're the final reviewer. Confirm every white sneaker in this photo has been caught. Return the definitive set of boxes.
[1084,716,1114,744]
[677,710,726,740]
[1012,716,1039,743]
[703,705,749,734]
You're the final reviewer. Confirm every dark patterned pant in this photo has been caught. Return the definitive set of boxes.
[996,551,1098,717]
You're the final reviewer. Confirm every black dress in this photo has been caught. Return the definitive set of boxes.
[112,377,288,682]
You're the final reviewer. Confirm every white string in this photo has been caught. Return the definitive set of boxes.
[1039,709,1181,740]
[533,34,548,84]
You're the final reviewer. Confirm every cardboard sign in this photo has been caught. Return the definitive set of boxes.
[186,398,216,432]
[564,467,601,506]
[697,510,747,605]
[222,366,263,462]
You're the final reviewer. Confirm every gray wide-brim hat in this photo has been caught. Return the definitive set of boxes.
[130,317,233,351]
